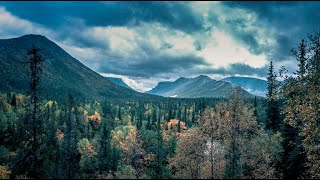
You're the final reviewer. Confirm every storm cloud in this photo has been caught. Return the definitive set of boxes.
[221,1,320,61]
[0,2,203,33]
[0,1,319,91]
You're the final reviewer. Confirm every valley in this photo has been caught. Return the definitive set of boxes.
[0,1,319,179]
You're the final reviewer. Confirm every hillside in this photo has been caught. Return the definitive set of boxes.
[106,77,133,90]
[0,34,159,100]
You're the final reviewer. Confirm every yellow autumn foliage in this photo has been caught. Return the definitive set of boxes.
[15,95,23,105]
[2,103,11,112]
[165,119,187,138]
[111,125,136,152]
[46,100,53,108]
[86,111,101,128]
[0,165,10,179]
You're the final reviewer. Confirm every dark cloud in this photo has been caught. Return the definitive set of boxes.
[220,1,320,61]
[56,26,110,49]
[1,1,319,88]
[202,63,268,77]
[0,1,203,33]
[97,54,210,78]
[0,1,204,53]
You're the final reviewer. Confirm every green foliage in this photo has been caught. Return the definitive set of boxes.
[167,132,177,158]
[0,109,8,140]
[0,146,9,165]
[115,164,136,179]
[1,90,275,179]
[77,138,98,178]
[266,61,281,132]
[2,32,319,178]
[245,131,284,178]
[280,32,320,178]
[97,118,112,173]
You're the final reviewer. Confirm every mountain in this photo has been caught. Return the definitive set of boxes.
[106,77,132,90]
[146,75,253,98]
[0,34,159,100]
[221,76,268,97]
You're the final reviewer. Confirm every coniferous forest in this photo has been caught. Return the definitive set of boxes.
[0,32,319,179]
[0,2,320,179]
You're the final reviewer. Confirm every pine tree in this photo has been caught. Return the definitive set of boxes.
[168,108,173,122]
[137,110,143,130]
[191,109,196,125]
[152,108,157,128]
[266,61,281,132]
[98,115,112,173]
[156,108,164,179]
[183,106,188,127]
[177,108,181,121]
[11,94,16,107]
[293,38,307,78]
[62,94,79,179]
[281,38,310,178]
[281,34,320,178]
[146,115,152,130]
[44,104,59,178]
[11,45,45,179]
[118,106,122,125]
[253,96,259,124]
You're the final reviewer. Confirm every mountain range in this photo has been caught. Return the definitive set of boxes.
[146,75,254,98]
[0,34,158,100]
[221,76,268,97]
[0,34,269,100]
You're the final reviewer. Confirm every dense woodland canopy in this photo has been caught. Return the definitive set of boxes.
[0,32,319,179]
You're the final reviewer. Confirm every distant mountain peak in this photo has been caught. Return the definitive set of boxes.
[147,75,252,98]
[21,34,46,38]
[8,34,49,41]
[174,77,188,82]
[195,75,210,79]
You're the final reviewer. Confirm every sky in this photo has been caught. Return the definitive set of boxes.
[0,1,319,92]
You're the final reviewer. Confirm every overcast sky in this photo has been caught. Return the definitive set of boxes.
[0,1,319,92]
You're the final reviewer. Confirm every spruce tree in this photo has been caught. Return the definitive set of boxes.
[266,61,281,132]
[183,106,188,127]
[191,109,196,125]
[118,106,122,125]
[152,108,157,128]
[137,110,143,130]
[168,108,173,122]
[62,94,79,178]
[44,104,59,178]
[11,94,16,107]
[293,38,307,78]
[253,96,259,124]
[146,115,152,130]
[11,45,45,179]
[156,107,164,179]
[98,115,112,173]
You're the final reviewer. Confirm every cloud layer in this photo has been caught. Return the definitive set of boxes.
[0,2,319,91]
